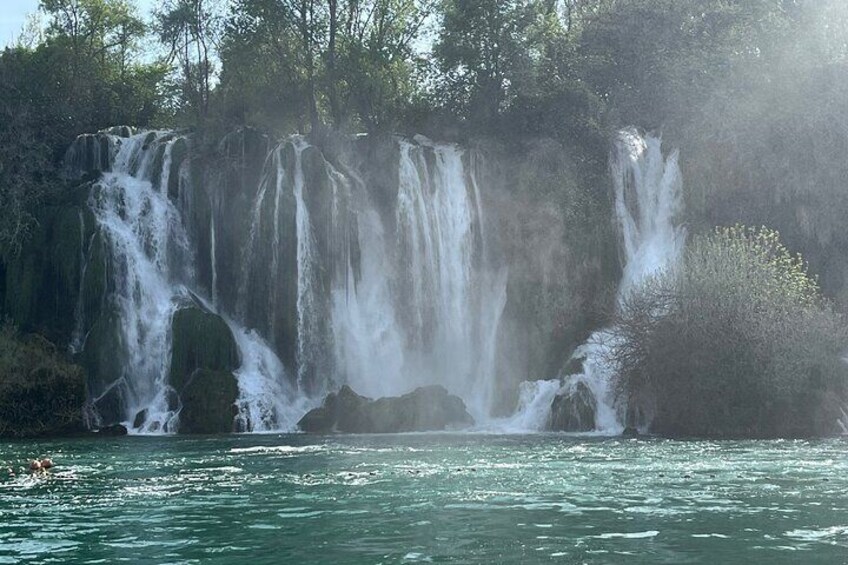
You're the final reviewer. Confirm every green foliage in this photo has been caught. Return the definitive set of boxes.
[578,0,788,131]
[613,226,848,438]
[0,322,86,437]
[37,0,169,133]
[217,0,430,133]
[0,0,168,255]
[154,0,223,123]
[434,0,537,124]
[677,0,848,304]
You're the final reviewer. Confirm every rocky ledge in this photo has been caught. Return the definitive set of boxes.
[298,385,474,433]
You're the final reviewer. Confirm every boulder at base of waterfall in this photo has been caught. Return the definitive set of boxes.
[168,306,240,434]
[178,369,239,434]
[96,423,128,436]
[298,385,474,433]
[548,381,596,432]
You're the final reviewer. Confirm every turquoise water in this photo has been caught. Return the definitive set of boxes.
[0,434,846,564]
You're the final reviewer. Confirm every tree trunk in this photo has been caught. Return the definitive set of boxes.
[328,0,341,126]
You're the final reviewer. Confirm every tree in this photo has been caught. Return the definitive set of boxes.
[434,0,539,125]
[334,0,433,131]
[577,0,788,131]
[155,0,223,122]
[37,0,165,135]
[0,49,52,255]
[0,0,166,254]
[218,0,431,133]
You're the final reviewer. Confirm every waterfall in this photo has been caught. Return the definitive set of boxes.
[69,128,513,433]
[89,132,190,433]
[613,129,685,299]
[508,129,685,433]
[291,139,320,394]
[329,137,506,421]
[84,132,306,433]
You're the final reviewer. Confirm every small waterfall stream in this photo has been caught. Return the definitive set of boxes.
[507,128,685,433]
[88,132,190,432]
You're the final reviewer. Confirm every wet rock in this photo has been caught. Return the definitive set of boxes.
[622,426,640,438]
[91,381,127,426]
[169,306,240,434]
[548,381,596,432]
[63,133,115,179]
[101,125,133,138]
[97,424,128,436]
[132,409,148,430]
[178,369,238,434]
[298,385,474,433]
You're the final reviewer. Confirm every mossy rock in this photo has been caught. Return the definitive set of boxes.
[169,306,240,434]
[0,326,87,438]
[167,138,189,200]
[298,385,474,433]
[178,369,239,434]
[150,143,168,189]
[2,203,100,346]
[169,306,239,390]
[549,381,596,432]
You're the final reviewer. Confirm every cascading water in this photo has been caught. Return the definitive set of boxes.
[291,138,321,395]
[330,138,507,420]
[507,128,685,433]
[88,132,191,432]
[79,131,303,433]
[68,125,513,433]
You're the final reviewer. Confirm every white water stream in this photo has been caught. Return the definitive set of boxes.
[507,129,685,433]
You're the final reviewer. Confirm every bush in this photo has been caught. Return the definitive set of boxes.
[613,226,848,438]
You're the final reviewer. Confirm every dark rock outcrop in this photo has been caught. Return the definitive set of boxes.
[298,385,474,433]
[548,381,596,432]
[168,306,240,434]
[622,426,640,438]
[96,423,128,436]
[178,369,239,434]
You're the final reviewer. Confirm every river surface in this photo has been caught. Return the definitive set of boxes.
[0,434,846,563]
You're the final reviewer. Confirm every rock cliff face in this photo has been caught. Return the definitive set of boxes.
[0,126,614,434]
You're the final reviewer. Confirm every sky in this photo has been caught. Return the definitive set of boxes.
[1,0,159,48]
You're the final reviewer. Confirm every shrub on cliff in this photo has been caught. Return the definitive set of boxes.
[0,322,86,437]
[613,226,848,438]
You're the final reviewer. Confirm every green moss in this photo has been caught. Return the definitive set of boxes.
[178,369,238,434]
[169,306,240,434]
[0,323,86,438]
[1,199,103,348]
[169,306,239,390]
